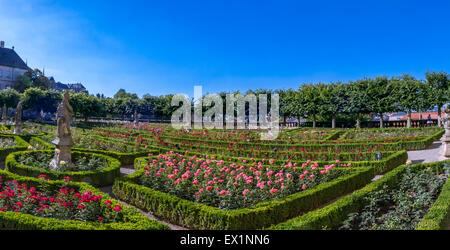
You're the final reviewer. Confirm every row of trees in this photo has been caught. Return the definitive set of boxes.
[0,88,176,122]
[2,70,449,128]
[278,71,449,128]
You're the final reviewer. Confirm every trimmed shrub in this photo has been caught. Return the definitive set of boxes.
[0,135,30,161]
[5,150,122,187]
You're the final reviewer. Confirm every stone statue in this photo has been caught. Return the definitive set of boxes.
[13,101,22,134]
[134,109,139,127]
[56,91,74,138]
[50,91,74,170]
[443,105,450,157]
[2,104,7,123]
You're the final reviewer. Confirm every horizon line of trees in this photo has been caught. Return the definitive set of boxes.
[1,69,449,128]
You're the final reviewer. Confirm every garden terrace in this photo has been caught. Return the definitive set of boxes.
[270,161,450,230]
[0,169,169,230]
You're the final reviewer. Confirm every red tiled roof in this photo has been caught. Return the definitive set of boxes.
[400,112,438,120]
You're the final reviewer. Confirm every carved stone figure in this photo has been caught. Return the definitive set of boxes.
[56,92,74,138]
[2,104,7,123]
[443,105,450,157]
[13,101,22,134]
[134,109,139,127]
[50,92,74,170]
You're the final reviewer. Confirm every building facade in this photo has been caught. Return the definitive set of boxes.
[0,41,30,89]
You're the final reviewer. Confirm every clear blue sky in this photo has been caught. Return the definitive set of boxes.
[1,0,449,97]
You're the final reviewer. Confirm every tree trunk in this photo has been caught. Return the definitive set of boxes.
[379,113,383,128]
[356,114,361,129]
[407,110,411,128]
[331,114,336,128]
[438,106,442,127]
[312,114,316,128]
[84,116,88,122]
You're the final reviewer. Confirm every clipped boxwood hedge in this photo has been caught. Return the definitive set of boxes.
[0,134,30,161]
[113,166,378,230]
[5,150,121,187]
[0,169,169,230]
[73,148,157,166]
[270,160,450,230]
[30,136,157,165]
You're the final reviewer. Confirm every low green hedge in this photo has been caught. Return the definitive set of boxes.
[0,169,169,230]
[147,128,444,153]
[113,166,377,230]
[30,136,157,166]
[270,161,450,230]
[29,136,53,150]
[0,134,30,161]
[5,150,122,187]
[73,148,157,166]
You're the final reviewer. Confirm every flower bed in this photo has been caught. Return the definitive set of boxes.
[136,152,351,210]
[113,152,381,229]
[341,127,443,139]
[144,146,408,176]
[270,161,450,230]
[0,169,169,230]
[0,135,30,161]
[31,136,156,165]
[5,150,121,187]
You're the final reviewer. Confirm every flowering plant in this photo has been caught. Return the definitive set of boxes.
[0,176,123,223]
[139,152,347,209]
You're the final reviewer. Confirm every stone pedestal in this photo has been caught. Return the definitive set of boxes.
[1,104,7,123]
[444,119,450,157]
[49,136,74,170]
[13,123,22,134]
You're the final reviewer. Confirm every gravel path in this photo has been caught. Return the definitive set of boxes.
[407,135,449,164]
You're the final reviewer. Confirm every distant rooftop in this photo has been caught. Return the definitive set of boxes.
[0,41,30,70]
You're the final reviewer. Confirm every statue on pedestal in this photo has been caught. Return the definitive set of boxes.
[2,104,7,123]
[443,105,450,157]
[13,101,22,134]
[134,109,139,127]
[50,92,74,170]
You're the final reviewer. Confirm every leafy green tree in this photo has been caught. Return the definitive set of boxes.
[319,82,349,128]
[70,92,103,121]
[113,89,138,99]
[346,80,371,128]
[392,74,423,127]
[22,88,61,120]
[0,88,21,108]
[365,76,396,128]
[24,69,50,90]
[13,75,33,93]
[425,71,449,127]
[278,89,301,124]
[297,83,323,127]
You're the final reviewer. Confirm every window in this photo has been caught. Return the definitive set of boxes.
[5,71,11,79]
[0,70,2,78]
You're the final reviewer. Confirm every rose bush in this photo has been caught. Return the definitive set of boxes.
[0,175,123,223]
[138,151,349,209]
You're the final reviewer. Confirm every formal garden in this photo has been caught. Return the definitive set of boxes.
[0,71,448,231]
[0,106,448,230]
